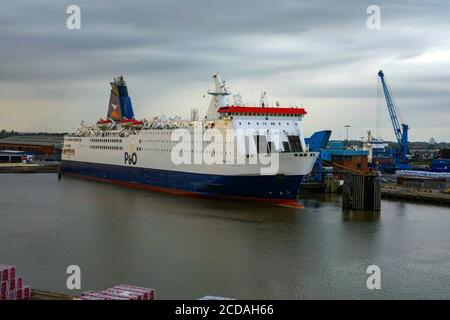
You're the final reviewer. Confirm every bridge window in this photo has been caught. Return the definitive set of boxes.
[288,135,303,152]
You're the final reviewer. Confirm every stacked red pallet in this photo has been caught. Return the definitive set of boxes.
[77,285,155,300]
[0,264,31,300]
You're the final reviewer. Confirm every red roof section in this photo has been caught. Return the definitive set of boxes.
[217,106,307,115]
[120,119,143,125]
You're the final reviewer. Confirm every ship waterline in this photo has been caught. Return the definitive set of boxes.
[62,160,307,205]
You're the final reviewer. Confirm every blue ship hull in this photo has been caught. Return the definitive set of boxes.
[61,160,304,205]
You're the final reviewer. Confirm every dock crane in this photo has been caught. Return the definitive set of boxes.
[377,70,410,169]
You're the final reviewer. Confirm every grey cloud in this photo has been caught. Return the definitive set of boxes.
[0,0,449,140]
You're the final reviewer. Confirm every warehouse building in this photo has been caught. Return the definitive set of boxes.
[0,135,63,160]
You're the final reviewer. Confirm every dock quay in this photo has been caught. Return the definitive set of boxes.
[299,182,325,194]
[31,289,75,300]
[381,186,450,205]
[300,178,340,194]
[0,163,59,174]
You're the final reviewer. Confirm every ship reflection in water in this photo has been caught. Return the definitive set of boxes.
[342,210,380,222]
[1,174,450,299]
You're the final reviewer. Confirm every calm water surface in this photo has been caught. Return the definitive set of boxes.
[0,173,449,299]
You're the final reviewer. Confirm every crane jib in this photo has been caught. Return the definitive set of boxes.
[377,70,409,164]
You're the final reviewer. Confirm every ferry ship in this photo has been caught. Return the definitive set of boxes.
[61,74,318,207]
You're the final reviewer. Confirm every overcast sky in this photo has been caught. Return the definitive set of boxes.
[1,0,449,141]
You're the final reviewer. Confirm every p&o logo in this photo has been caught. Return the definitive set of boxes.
[124,152,137,165]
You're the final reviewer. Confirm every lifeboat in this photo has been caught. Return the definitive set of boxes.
[96,118,114,130]
[132,120,144,129]
[120,118,144,129]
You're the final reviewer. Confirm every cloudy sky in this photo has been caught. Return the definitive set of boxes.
[1,0,449,141]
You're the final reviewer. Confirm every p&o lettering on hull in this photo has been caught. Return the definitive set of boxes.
[124,152,137,165]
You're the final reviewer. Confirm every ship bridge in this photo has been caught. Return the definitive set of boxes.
[217,106,308,154]
[217,106,307,117]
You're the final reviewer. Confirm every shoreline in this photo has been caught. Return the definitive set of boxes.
[2,168,449,206]
[0,163,59,173]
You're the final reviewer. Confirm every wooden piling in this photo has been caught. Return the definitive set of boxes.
[342,173,381,211]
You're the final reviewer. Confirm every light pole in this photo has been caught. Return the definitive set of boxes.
[344,125,351,145]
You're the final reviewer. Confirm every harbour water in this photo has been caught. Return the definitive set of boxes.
[1,173,449,299]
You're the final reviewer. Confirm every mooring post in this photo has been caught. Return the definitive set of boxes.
[342,172,380,211]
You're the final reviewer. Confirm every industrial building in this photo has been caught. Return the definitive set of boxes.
[0,135,63,160]
[304,132,369,183]
[0,150,27,163]
[396,170,450,192]
[321,141,369,178]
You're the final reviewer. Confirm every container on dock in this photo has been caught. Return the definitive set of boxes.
[432,158,450,173]
[100,290,137,300]
[16,286,31,300]
[103,288,142,300]
[0,265,16,282]
[0,264,31,300]
[114,285,155,300]
[80,284,155,300]
[6,275,23,292]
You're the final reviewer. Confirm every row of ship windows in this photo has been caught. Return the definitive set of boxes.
[90,138,123,143]
[135,147,312,157]
[238,122,297,126]
[137,147,174,152]
[295,153,315,157]
[83,145,313,158]
[139,140,176,144]
[90,145,124,150]
[137,147,225,154]
[66,138,82,142]
[139,140,287,145]
[137,140,222,144]
[140,131,172,135]
[226,113,301,117]
[102,132,122,136]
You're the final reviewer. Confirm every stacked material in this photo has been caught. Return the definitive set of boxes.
[77,285,155,300]
[0,265,31,300]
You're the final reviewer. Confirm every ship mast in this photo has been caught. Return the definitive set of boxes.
[259,91,269,108]
[205,73,230,120]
